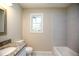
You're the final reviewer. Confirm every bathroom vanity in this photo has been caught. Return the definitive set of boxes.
[0,7,27,56]
[0,39,27,56]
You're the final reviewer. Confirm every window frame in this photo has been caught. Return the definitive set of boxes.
[30,13,43,33]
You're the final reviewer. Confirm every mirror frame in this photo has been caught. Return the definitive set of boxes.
[0,6,7,35]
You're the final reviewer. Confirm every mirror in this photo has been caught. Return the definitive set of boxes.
[0,7,6,35]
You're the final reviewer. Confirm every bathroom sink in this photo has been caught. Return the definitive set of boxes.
[0,47,17,56]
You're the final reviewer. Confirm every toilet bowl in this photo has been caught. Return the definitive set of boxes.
[26,47,33,56]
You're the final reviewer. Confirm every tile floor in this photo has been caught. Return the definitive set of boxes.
[32,51,54,56]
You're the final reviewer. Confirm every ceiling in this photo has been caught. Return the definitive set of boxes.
[19,3,71,8]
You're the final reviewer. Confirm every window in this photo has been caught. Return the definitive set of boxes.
[30,13,43,33]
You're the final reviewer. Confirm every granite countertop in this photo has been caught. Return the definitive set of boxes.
[0,40,26,56]
[7,43,26,56]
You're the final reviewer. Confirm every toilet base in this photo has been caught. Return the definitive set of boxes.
[25,47,33,56]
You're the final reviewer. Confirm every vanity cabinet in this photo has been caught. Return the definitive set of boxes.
[16,47,26,56]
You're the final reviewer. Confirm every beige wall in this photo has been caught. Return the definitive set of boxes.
[0,4,22,42]
[22,8,67,51]
[67,4,79,54]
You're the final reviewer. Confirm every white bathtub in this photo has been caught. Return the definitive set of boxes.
[53,47,78,56]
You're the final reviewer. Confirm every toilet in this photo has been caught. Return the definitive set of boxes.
[25,47,33,56]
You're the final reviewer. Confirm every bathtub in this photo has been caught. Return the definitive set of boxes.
[53,47,78,56]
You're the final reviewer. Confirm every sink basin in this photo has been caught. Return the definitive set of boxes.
[0,47,17,56]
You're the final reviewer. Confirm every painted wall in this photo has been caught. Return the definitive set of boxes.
[67,4,79,54]
[52,8,67,46]
[22,8,67,51]
[0,4,22,42]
